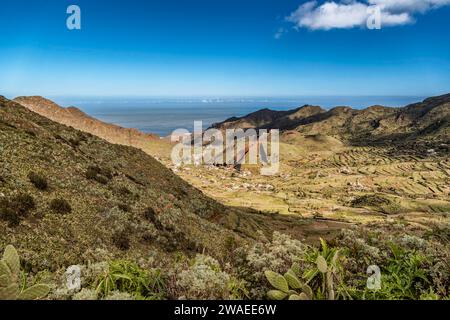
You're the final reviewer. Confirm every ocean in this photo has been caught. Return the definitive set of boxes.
[52,96,424,137]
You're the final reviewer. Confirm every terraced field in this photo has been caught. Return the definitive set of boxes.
[170,141,450,234]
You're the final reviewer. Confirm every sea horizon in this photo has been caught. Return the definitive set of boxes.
[47,95,426,137]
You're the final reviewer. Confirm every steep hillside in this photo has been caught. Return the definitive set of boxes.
[0,96,240,269]
[1,96,345,271]
[14,96,171,158]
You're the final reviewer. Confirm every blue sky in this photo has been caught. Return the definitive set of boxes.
[0,0,449,97]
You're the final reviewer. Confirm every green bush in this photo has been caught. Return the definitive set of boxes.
[85,165,113,185]
[68,137,81,147]
[117,186,132,197]
[144,207,163,230]
[112,231,130,251]
[361,245,430,300]
[351,194,391,207]
[0,193,36,226]
[118,203,131,212]
[28,172,48,190]
[49,198,72,214]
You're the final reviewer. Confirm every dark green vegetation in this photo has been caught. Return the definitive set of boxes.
[263,230,449,300]
[28,172,48,190]
[0,193,35,227]
[49,198,72,215]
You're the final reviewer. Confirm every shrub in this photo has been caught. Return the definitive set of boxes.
[68,137,81,147]
[144,207,163,230]
[117,186,132,197]
[72,288,97,300]
[85,165,113,185]
[174,255,232,300]
[95,175,110,184]
[425,225,450,243]
[336,226,450,299]
[49,198,72,214]
[114,186,139,202]
[0,193,36,226]
[0,206,20,227]
[351,194,391,207]
[362,245,430,300]
[85,166,99,180]
[224,235,238,253]
[103,291,134,300]
[16,194,36,213]
[112,231,130,251]
[118,203,131,212]
[245,232,306,273]
[28,172,48,190]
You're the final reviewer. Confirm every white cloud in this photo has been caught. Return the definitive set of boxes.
[287,0,449,30]
[287,1,368,30]
[369,0,450,12]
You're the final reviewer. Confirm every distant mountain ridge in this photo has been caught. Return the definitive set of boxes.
[14,96,171,157]
[212,94,450,145]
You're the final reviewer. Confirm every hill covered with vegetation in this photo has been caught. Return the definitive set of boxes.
[213,94,450,148]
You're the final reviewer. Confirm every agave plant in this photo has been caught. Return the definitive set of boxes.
[265,263,313,300]
[0,245,50,300]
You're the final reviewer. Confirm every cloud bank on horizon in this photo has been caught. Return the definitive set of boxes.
[287,0,450,30]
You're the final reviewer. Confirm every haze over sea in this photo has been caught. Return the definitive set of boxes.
[53,96,424,137]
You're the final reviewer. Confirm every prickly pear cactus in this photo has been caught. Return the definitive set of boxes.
[316,255,328,273]
[265,265,313,300]
[315,243,340,300]
[265,270,289,293]
[0,245,50,300]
